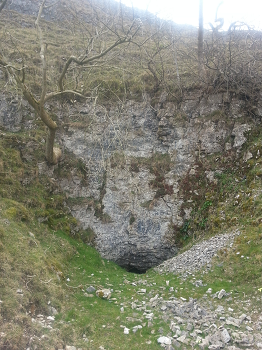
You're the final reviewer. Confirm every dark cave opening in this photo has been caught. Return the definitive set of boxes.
[126,265,147,274]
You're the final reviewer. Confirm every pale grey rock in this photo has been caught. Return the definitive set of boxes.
[221,329,231,343]
[218,289,226,299]
[86,286,96,293]
[215,305,224,313]
[123,327,130,334]
[157,336,172,345]
[239,314,247,323]
[96,289,111,299]
[208,344,223,350]
[243,151,253,162]
[227,317,241,326]
[176,334,189,344]
[65,346,76,350]
[47,306,58,315]
[132,325,142,333]
[232,332,254,346]
[232,124,251,148]
[46,316,55,321]
[186,323,193,331]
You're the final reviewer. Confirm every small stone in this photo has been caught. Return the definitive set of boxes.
[124,327,129,334]
[171,340,181,348]
[177,335,189,345]
[120,307,124,313]
[157,336,171,345]
[48,306,58,315]
[86,286,96,293]
[239,314,247,323]
[96,289,111,299]
[16,289,23,294]
[186,323,193,331]
[65,346,76,350]
[158,327,164,334]
[132,325,142,333]
[221,328,231,343]
[138,289,146,293]
[215,305,224,313]
[46,316,55,321]
[246,326,253,331]
[149,294,158,303]
[199,337,210,350]
[208,345,223,350]
[217,289,226,299]
[226,318,240,328]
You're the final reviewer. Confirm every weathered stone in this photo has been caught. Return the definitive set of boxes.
[96,289,111,299]
[217,289,226,299]
[86,286,96,293]
[177,334,189,344]
[157,336,172,345]
[221,329,231,343]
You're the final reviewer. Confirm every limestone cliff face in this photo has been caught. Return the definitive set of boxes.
[58,93,255,271]
[0,90,258,270]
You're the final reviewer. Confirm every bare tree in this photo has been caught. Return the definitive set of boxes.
[209,1,224,34]
[0,0,142,164]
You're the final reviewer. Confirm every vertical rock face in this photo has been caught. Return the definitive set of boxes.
[60,94,254,271]
[0,89,256,271]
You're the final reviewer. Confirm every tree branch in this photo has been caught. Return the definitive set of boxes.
[44,90,87,103]
[35,0,47,106]
[58,36,132,91]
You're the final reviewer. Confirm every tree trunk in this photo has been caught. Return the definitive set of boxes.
[198,0,205,81]
[45,127,56,164]
[0,0,8,12]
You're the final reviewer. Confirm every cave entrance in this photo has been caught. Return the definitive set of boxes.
[126,265,146,274]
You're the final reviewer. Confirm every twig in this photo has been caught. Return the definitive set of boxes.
[40,278,53,284]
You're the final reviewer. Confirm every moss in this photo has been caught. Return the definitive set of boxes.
[140,200,152,209]
[4,202,30,222]
[110,152,126,169]
[129,215,135,225]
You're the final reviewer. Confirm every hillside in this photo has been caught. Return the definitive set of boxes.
[1,0,262,349]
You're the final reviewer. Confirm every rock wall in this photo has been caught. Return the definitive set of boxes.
[0,88,259,271]
[58,93,255,271]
